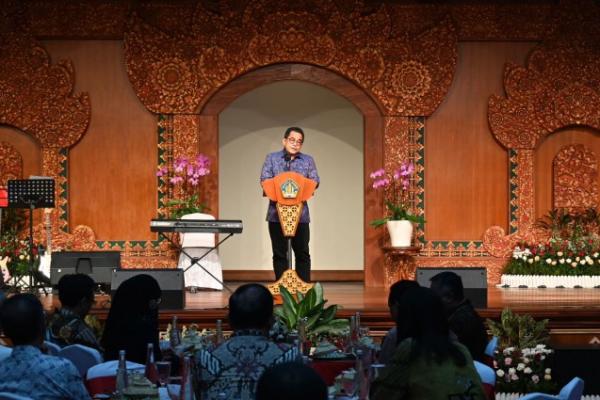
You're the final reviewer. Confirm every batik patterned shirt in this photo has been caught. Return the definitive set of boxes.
[47,307,102,351]
[260,150,320,223]
[0,345,91,399]
[196,330,299,400]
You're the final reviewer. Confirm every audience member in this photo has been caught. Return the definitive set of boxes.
[430,271,488,362]
[256,361,328,400]
[196,283,298,400]
[47,273,101,350]
[379,280,420,364]
[0,293,91,399]
[370,286,486,400]
[101,274,162,364]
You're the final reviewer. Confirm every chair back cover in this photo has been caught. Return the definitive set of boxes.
[180,213,216,248]
[43,341,61,356]
[0,345,12,362]
[58,344,103,377]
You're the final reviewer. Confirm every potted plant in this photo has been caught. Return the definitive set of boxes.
[274,283,349,341]
[369,161,425,247]
[157,154,211,219]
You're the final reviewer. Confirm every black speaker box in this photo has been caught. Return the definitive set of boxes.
[415,267,488,309]
[111,269,185,310]
[50,251,120,286]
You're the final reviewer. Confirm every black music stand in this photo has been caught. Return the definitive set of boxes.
[8,179,55,293]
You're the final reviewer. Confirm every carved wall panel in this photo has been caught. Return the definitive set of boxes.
[124,0,457,117]
[0,141,23,186]
[553,144,598,211]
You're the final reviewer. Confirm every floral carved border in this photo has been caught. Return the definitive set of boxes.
[123,0,457,117]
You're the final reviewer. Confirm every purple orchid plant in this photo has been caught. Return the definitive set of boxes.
[369,161,425,227]
[157,154,211,219]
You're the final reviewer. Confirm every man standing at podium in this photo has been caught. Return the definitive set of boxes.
[260,127,320,282]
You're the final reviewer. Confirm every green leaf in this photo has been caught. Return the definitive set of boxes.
[313,282,324,304]
[310,319,349,336]
[319,304,337,325]
[279,285,298,314]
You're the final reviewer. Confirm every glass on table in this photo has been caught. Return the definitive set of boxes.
[369,363,386,383]
[155,361,172,387]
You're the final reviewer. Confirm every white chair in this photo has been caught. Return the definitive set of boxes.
[0,393,34,400]
[177,213,223,290]
[57,344,103,377]
[518,377,584,400]
[43,340,61,356]
[485,336,499,357]
[0,344,12,362]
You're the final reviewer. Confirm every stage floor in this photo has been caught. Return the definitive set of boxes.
[39,282,600,347]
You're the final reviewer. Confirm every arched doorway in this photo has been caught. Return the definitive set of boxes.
[197,64,385,285]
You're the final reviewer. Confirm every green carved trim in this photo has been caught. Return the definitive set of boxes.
[59,147,69,232]
[509,149,519,234]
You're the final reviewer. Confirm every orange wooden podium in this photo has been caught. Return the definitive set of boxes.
[261,171,318,295]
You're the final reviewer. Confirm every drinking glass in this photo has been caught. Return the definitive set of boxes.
[156,361,172,387]
[369,363,386,383]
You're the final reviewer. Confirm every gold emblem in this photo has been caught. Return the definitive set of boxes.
[280,179,300,199]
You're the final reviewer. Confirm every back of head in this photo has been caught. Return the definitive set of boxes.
[0,293,45,346]
[256,362,327,400]
[58,273,96,308]
[228,283,273,330]
[388,280,420,307]
[396,286,466,366]
[430,271,465,303]
[102,274,161,354]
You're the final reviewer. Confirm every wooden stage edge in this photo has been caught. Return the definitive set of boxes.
[42,282,600,349]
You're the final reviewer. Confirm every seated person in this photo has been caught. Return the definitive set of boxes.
[370,287,486,400]
[0,293,91,399]
[47,273,101,350]
[196,283,298,400]
[430,271,488,363]
[101,274,162,364]
[256,362,328,400]
[379,280,420,364]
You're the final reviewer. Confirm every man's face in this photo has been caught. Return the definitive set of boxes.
[282,131,304,155]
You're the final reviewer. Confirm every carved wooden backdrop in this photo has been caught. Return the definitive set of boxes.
[1,0,599,285]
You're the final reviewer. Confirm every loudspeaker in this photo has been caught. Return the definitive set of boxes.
[415,267,487,308]
[51,251,120,286]
[111,269,185,310]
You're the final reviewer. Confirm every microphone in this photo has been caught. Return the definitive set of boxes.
[284,153,292,171]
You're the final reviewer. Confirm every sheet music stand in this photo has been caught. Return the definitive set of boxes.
[8,179,55,292]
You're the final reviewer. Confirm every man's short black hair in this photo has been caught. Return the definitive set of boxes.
[388,280,420,307]
[430,271,464,301]
[0,293,45,345]
[58,274,96,308]
[256,362,328,400]
[228,283,273,330]
[284,127,304,140]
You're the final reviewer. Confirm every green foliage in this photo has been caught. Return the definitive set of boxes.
[166,194,208,219]
[535,208,600,242]
[273,282,349,339]
[487,308,549,350]
[370,201,426,227]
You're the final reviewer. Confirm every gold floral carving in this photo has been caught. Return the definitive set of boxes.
[0,142,23,186]
[553,144,598,211]
[124,0,457,117]
[0,32,91,148]
[489,39,600,150]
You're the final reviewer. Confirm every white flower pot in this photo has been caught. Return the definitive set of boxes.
[387,220,413,247]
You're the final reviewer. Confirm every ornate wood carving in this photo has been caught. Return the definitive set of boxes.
[124,0,457,117]
[489,39,600,150]
[0,142,23,186]
[553,144,598,211]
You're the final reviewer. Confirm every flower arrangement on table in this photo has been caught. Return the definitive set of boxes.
[157,154,211,219]
[0,236,38,278]
[368,161,425,227]
[487,309,557,394]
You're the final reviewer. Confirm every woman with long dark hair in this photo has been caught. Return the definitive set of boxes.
[370,286,486,400]
[101,274,162,364]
